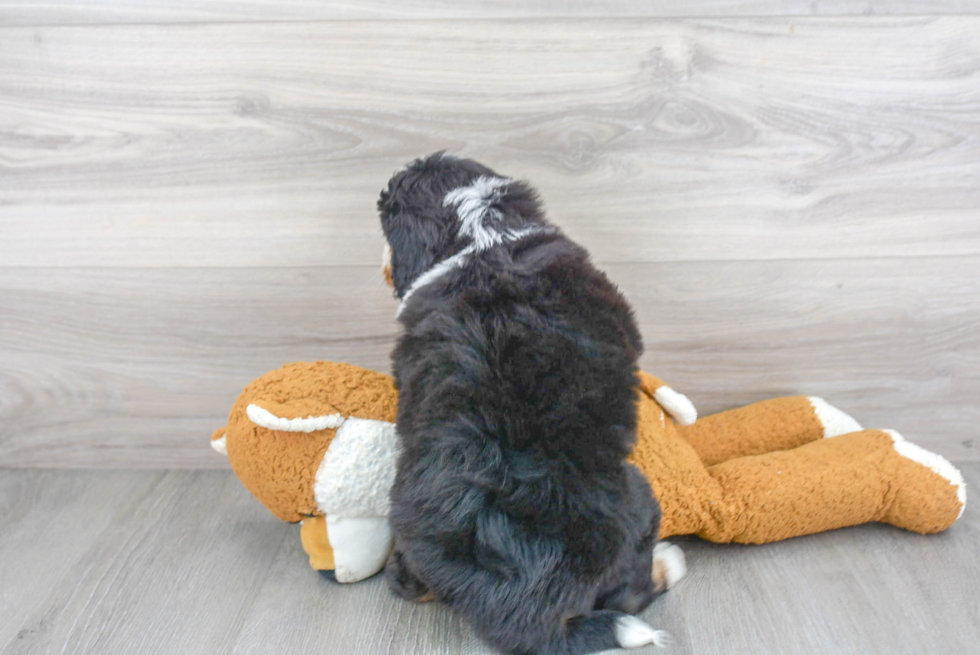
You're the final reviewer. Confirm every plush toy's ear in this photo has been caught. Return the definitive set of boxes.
[211,427,228,456]
[637,371,698,426]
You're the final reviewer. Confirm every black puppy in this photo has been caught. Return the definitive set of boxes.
[378,153,673,655]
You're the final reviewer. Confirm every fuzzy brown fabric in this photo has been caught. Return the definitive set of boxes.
[214,361,964,558]
[213,362,397,522]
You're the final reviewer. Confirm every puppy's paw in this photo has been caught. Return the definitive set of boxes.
[615,616,670,649]
[652,541,687,592]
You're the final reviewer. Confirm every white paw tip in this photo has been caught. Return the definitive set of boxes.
[808,397,862,438]
[615,616,670,649]
[654,541,687,589]
[654,386,697,426]
[885,429,967,519]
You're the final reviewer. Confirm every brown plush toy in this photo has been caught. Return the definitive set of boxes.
[212,361,966,582]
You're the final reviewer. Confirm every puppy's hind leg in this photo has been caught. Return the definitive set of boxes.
[562,611,669,653]
[652,541,687,594]
[596,465,668,615]
[385,549,435,603]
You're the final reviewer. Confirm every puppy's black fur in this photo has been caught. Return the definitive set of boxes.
[379,153,662,655]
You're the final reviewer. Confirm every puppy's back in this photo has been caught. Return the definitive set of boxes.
[389,234,653,654]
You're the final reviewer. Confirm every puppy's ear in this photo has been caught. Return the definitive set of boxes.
[384,217,441,298]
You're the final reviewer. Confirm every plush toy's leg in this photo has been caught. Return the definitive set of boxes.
[299,515,336,572]
[677,396,862,466]
[299,514,394,583]
[698,429,966,544]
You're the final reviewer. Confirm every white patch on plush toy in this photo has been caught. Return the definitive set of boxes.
[653,386,697,426]
[885,429,967,519]
[326,515,394,583]
[809,397,862,438]
[615,616,669,649]
[314,417,400,517]
[211,434,227,456]
[246,404,345,433]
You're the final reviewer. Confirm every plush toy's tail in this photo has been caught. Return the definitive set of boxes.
[210,427,228,456]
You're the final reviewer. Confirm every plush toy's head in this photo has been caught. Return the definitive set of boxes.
[211,362,397,522]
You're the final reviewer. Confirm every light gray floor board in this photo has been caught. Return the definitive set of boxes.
[0,470,290,655]
[2,0,980,25]
[0,467,977,654]
[2,18,978,267]
[2,257,976,467]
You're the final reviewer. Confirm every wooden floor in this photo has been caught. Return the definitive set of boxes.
[1,465,977,655]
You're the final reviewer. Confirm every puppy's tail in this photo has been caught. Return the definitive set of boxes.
[549,611,669,655]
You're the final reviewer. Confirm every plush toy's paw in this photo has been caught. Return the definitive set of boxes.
[808,397,862,437]
[327,515,395,583]
[654,386,697,426]
[882,430,967,529]
[652,541,687,592]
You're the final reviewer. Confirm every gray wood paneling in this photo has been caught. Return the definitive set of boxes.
[1,12,977,468]
[0,266,398,468]
[1,468,977,654]
[619,258,980,461]
[2,18,978,268]
[2,0,980,26]
[1,258,976,467]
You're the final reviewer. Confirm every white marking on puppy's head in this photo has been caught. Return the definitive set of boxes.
[443,176,512,250]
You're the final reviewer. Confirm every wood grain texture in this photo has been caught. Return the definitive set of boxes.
[0,470,291,655]
[1,467,978,654]
[3,0,980,26]
[1,14,977,467]
[1,257,976,467]
[2,18,979,267]
[619,257,980,461]
[0,266,399,468]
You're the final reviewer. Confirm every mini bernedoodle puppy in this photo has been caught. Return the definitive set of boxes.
[378,153,685,655]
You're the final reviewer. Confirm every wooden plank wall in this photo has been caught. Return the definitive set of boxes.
[1,2,978,467]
